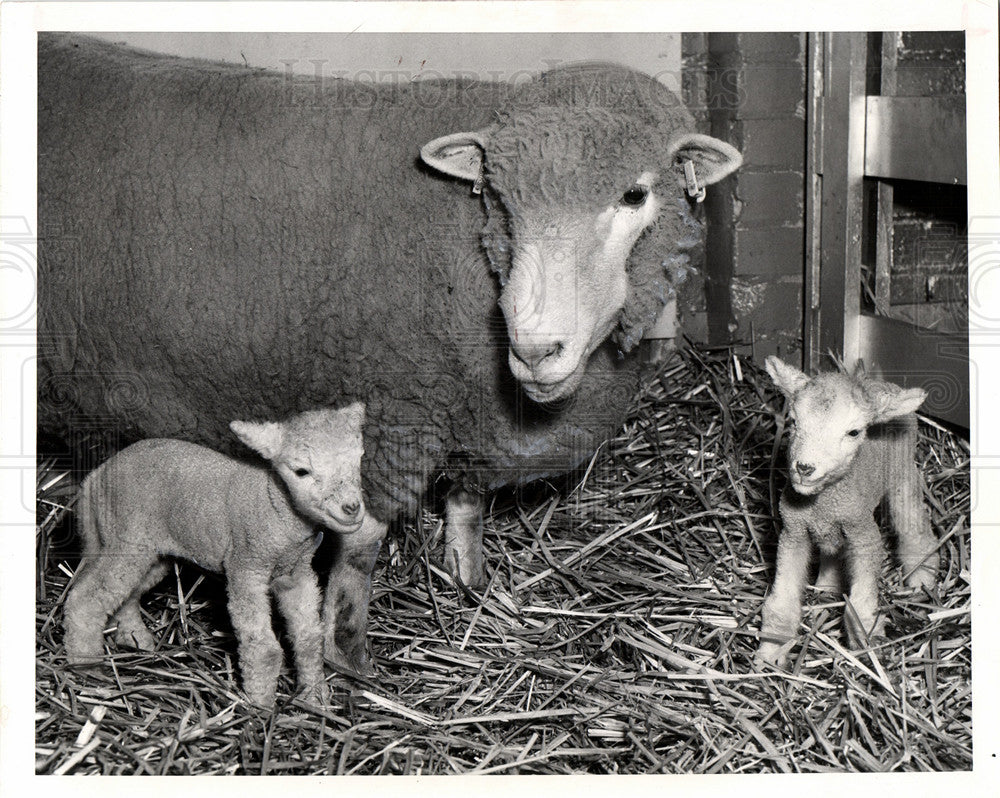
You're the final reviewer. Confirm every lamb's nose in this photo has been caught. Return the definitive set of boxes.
[795,462,815,477]
[510,339,564,370]
[341,500,361,518]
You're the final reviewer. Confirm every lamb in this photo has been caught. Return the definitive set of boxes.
[755,358,939,668]
[38,34,742,673]
[63,403,366,707]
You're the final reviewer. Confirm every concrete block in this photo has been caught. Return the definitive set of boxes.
[736,171,805,228]
[735,227,805,278]
[741,118,805,169]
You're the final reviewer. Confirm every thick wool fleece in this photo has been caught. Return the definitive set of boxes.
[39,36,702,521]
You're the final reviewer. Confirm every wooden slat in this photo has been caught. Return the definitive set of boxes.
[815,32,869,369]
[865,96,967,185]
[857,314,968,427]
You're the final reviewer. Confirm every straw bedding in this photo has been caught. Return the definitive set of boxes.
[35,344,971,774]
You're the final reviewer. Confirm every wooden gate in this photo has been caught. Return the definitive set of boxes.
[805,32,969,427]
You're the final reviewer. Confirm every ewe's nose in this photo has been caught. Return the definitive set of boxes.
[510,338,564,370]
[795,461,815,477]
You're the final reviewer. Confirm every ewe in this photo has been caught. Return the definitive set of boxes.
[756,359,939,668]
[38,35,742,671]
[64,404,365,707]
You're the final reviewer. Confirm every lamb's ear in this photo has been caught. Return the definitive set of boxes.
[230,420,284,461]
[868,384,927,423]
[765,356,811,399]
[420,131,488,183]
[343,401,366,428]
[669,133,743,187]
[850,359,867,379]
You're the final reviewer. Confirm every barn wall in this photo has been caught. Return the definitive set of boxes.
[682,32,808,365]
[88,32,682,86]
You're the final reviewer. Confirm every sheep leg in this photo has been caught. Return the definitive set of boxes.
[112,561,169,651]
[322,515,386,678]
[889,464,938,590]
[756,517,811,669]
[444,488,485,587]
[843,518,886,647]
[226,568,284,707]
[64,551,155,664]
[273,560,327,704]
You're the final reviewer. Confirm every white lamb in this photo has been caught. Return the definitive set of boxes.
[63,403,366,707]
[755,359,939,668]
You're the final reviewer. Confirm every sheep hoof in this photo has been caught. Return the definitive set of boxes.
[299,680,330,707]
[324,645,375,679]
[754,638,796,670]
[845,616,885,650]
[445,548,485,589]
[65,652,104,669]
[114,627,157,651]
[903,564,938,591]
[243,687,277,710]
[64,636,105,667]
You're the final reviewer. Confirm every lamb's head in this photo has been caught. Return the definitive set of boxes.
[421,64,741,403]
[766,357,926,495]
[231,402,366,533]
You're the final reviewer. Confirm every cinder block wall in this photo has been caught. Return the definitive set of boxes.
[682,33,807,366]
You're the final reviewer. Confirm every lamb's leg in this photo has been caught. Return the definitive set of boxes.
[322,514,386,677]
[756,516,811,669]
[64,552,155,664]
[889,463,938,590]
[843,518,886,647]
[444,488,485,587]
[273,560,327,704]
[226,568,284,708]
[112,561,169,651]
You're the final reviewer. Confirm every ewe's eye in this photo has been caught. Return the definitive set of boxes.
[846,429,862,438]
[293,467,311,478]
[621,185,649,207]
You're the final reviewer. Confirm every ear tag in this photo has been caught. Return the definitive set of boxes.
[310,529,324,554]
[683,159,706,203]
[472,165,485,195]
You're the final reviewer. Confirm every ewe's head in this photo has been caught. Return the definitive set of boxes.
[766,357,926,495]
[231,402,366,532]
[421,63,741,404]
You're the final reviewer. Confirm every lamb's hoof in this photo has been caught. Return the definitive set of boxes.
[299,680,330,707]
[243,687,278,711]
[324,643,375,679]
[65,652,104,669]
[845,617,885,650]
[64,638,105,667]
[754,638,796,670]
[445,547,485,589]
[903,564,938,592]
[114,627,157,652]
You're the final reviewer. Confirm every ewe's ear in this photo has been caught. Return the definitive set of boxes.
[669,133,742,187]
[868,384,927,423]
[230,420,284,461]
[421,131,488,183]
[765,356,811,399]
[850,359,867,379]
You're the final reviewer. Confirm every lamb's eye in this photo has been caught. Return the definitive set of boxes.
[293,467,311,477]
[621,185,649,206]
[846,429,862,438]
